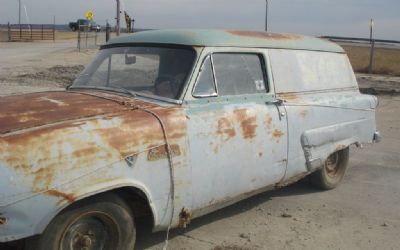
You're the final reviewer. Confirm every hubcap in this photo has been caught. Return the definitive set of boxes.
[61,213,118,250]
[325,152,340,177]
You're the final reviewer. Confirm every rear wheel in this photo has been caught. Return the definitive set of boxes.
[309,147,349,190]
[27,194,135,250]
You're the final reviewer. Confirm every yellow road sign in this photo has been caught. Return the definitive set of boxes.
[86,10,94,21]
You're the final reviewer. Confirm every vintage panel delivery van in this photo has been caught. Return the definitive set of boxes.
[0,30,380,250]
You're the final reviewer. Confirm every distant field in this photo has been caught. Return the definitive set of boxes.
[343,45,400,77]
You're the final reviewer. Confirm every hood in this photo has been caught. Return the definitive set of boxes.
[0,90,187,206]
[0,91,144,134]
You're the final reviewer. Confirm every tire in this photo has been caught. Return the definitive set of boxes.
[71,26,76,32]
[309,147,349,190]
[27,194,135,250]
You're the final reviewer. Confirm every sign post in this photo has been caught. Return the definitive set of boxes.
[86,10,94,21]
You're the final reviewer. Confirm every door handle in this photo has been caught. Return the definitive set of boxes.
[266,99,283,106]
[266,99,285,121]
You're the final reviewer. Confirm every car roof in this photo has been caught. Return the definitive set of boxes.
[107,29,344,53]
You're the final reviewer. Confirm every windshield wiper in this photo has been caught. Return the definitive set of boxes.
[68,85,137,98]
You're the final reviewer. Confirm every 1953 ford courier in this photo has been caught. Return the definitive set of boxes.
[0,30,380,249]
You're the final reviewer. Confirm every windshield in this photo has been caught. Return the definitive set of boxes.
[71,46,196,100]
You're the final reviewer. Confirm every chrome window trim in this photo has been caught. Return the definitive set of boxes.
[211,52,269,96]
[192,55,218,98]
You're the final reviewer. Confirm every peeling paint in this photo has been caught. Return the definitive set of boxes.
[264,114,273,130]
[46,190,76,204]
[233,109,257,140]
[216,117,236,141]
[272,129,285,142]
[178,208,192,228]
[0,215,6,225]
[147,144,181,161]
[226,30,301,40]
[299,110,308,118]
[0,90,187,200]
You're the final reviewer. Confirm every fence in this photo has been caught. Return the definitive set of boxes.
[321,36,400,45]
[77,25,105,51]
[7,23,55,41]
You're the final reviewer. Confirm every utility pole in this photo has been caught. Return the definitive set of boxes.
[265,0,269,32]
[116,0,120,36]
[18,0,21,25]
[369,18,374,43]
[368,19,375,74]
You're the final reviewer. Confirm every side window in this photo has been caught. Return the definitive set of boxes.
[269,49,358,93]
[213,54,267,96]
[193,56,217,97]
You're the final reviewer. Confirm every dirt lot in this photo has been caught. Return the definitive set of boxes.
[0,40,399,250]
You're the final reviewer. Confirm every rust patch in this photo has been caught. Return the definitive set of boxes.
[299,110,308,118]
[336,144,347,151]
[147,144,181,161]
[233,109,257,140]
[216,117,236,141]
[0,214,6,225]
[272,129,285,142]
[264,114,273,130]
[179,208,192,228]
[46,190,76,204]
[72,147,99,158]
[0,91,134,134]
[279,93,302,103]
[226,30,301,40]
[32,167,54,190]
[0,90,188,196]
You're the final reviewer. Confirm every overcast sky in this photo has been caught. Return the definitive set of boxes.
[1,0,399,40]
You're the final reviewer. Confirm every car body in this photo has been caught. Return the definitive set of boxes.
[0,30,380,247]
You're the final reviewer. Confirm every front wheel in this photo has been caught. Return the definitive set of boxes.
[28,194,136,250]
[309,147,349,190]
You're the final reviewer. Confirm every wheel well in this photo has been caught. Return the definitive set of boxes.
[55,187,155,229]
[110,187,154,220]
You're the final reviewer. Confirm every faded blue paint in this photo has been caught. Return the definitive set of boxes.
[1,31,379,245]
[107,29,344,53]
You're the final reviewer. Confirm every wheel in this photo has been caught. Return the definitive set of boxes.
[71,26,76,32]
[309,147,349,190]
[27,194,135,250]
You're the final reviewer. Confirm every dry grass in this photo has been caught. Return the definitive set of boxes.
[54,31,79,40]
[343,45,400,76]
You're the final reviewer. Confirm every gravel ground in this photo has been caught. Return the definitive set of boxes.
[0,40,399,250]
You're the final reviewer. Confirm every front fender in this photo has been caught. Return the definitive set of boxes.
[0,176,161,242]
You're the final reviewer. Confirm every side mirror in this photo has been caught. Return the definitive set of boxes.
[125,54,136,65]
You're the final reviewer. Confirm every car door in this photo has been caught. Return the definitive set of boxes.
[184,48,288,214]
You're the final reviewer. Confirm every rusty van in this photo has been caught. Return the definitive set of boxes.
[0,30,381,249]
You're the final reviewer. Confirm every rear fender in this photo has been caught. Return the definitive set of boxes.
[301,118,375,171]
